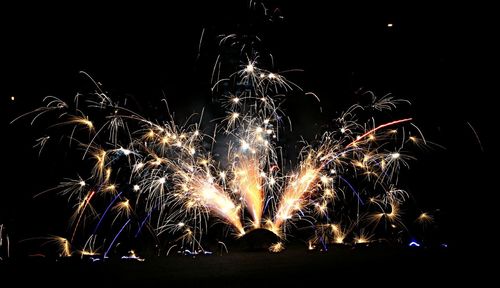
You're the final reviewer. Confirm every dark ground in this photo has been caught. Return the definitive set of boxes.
[1,244,469,286]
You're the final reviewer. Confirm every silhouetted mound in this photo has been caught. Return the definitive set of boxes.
[237,228,280,251]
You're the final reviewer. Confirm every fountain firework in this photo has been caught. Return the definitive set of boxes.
[13,29,432,257]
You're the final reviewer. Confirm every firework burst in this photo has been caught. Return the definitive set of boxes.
[14,32,432,256]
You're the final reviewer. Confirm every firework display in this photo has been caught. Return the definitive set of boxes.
[11,31,435,258]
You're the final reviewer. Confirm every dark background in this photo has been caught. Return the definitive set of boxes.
[1,0,494,254]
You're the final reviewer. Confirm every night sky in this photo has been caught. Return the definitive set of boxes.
[1,0,493,256]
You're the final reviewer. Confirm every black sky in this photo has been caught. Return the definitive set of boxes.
[1,1,494,250]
